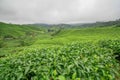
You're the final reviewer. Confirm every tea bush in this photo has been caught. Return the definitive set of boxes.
[0,41,119,80]
[98,40,120,62]
[0,40,5,48]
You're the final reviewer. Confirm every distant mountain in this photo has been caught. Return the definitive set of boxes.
[26,19,120,28]
[26,23,73,29]
[79,19,120,27]
[0,19,120,31]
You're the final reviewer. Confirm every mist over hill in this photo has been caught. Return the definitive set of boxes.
[25,19,120,28]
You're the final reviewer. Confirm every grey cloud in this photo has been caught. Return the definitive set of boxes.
[0,0,120,24]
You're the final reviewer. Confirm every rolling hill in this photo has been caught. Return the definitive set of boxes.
[0,22,44,39]
[0,22,120,79]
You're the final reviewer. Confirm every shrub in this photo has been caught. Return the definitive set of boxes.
[0,41,5,48]
[98,40,120,62]
[19,40,31,46]
[18,38,34,47]
[116,24,120,27]
[0,42,119,80]
[3,35,15,40]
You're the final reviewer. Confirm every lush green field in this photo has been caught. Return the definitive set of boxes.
[0,23,120,79]
[35,27,120,45]
[1,25,120,56]
[0,40,120,80]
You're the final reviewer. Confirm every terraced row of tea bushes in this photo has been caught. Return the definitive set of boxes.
[0,41,120,80]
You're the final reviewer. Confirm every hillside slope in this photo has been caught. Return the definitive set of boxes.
[0,23,120,56]
[35,26,120,45]
[0,22,43,39]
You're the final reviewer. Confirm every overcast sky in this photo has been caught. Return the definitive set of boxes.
[0,0,120,24]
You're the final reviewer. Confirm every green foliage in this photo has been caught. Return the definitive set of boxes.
[3,35,15,40]
[0,40,5,48]
[0,22,43,48]
[0,22,41,39]
[116,24,120,27]
[19,40,29,46]
[51,28,61,36]
[98,40,120,53]
[0,22,120,80]
[98,40,120,62]
[0,42,119,80]
[17,36,36,47]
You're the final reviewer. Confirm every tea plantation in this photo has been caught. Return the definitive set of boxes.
[0,22,120,80]
[0,40,120,80]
